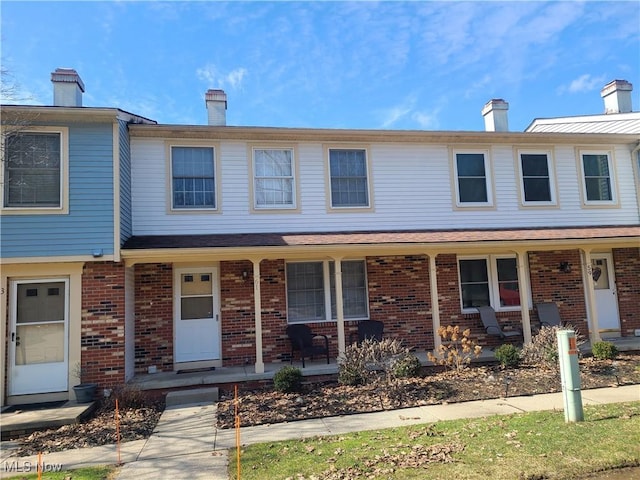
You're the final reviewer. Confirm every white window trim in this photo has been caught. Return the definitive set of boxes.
[516,148,558,207]
[325,146,374,212]
[457,254,526,313]
[285,259,370,324]
[577,148,619,207]
[1,126,69,215]
[451,148,494,208]
[166,142,221,214]
[249,145,299,212]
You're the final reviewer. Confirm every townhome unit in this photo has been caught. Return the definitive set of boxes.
[1,72,639,406]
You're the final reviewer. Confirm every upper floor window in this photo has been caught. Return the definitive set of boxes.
[286,260,369,323]
[328,149,370,208]
[171,146,216,210]
[253,148,296,209]
[2,128,68,214]
[518,150,556,205]
[579,151,616,205]
[453,151,493,207]
[458,255,520,312]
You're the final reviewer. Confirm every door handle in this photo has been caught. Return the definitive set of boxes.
[11,332,15,342]
[216,314,219,322]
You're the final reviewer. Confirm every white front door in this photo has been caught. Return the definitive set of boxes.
[9,279,69,395]
[590,254,620,335]
[174,267,220,364]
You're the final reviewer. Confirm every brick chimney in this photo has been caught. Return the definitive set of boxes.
[51,68,85,107]
[601,80,633,114]
[481,99,509,132]
[205,89,227,126]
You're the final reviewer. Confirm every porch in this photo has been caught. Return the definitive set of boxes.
[129,335,640,392]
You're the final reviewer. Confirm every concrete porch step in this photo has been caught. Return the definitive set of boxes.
[165,387,219,407]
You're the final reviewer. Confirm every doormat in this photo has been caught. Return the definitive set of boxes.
[3,400,67,414]
[176,366,216,374]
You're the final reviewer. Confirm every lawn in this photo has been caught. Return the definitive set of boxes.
[0,465,116,480]
[232,401,640,480]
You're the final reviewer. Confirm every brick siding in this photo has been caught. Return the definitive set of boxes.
[612,248,640,336]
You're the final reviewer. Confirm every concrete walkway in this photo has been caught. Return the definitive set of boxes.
[1,385,638,479]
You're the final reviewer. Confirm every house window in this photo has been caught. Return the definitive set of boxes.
[458,256,520,311]
[286,260,368,323]
[454,152,492,206]
[3,131,64,209]
[328,149,370,208]
[580,152,614,203]
[171,146,216,209]
[253,148,295,208]
[519,152,555,204]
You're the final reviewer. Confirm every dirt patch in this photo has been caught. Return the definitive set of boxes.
[217,353,640,429]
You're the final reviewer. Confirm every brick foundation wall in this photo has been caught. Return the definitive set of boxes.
[613,248,640,337]
[366,255,434,351]
[528,250,588,334]
[81,262,126,386]
[134,263,173,373]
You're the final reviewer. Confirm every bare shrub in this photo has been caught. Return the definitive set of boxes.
[427,325,482,372]
[521,325,586,369]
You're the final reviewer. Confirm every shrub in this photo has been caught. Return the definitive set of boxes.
[521,325,585,368]
[393,352,422,378]
[273,366,303,393]
[427,325,482,372]
[338,338,418,386]
[592,341,618,360]
[494,344,520,368]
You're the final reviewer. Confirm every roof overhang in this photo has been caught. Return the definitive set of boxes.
[0,105,156,124]
[121,226,640,266]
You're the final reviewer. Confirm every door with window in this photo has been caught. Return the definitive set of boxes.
[590,254,620,336]
[174,267,220,364]
[9,279,69,395]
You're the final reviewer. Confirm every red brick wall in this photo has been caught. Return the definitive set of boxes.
[613,248,640,337]
[367,255,434,351]
[133,263,173,373]
[528,250,588,334]
[81,262,126,386]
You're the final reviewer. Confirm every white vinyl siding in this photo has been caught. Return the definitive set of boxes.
[130,140,639,235]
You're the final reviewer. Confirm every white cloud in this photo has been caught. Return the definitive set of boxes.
[412,110,440,130]
[561,74,607,94]
[196,64,247,90]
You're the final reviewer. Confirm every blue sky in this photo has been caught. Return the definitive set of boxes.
[2,1,639,131]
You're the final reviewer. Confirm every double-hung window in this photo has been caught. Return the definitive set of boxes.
[286,260,368,323]
[252,148,296,209]
[2,128,68,213]
[458,256,521,312]
[579,151,616,205]
[328,148,370,208]
[171,146,216,210]
[453,150,492,206]
[518,150,556,205]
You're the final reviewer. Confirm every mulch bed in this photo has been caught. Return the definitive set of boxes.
[217,353,640,429]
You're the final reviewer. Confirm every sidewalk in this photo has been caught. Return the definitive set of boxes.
[1,385,638,480]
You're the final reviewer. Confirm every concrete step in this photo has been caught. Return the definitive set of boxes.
[165,387,219,407]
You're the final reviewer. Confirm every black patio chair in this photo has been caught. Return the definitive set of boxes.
[476,306,522,341]
[535,302,563,328]
[349,320,384,344]
[286,324,330,368]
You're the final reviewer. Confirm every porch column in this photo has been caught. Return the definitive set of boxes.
[427,254,442,353]
[251,259,265,374]
[515,249,533,344]
[580,249,601,344]
[332,256,346,356]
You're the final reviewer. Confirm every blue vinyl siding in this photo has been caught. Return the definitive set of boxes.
[118,119,133,244]
[0,122,115,258]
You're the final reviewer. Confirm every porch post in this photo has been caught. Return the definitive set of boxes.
[251,259,265,374]
[515,249,533,344]
[580,249,601,344]
[427,253,442,353]
[332,256,346,357]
